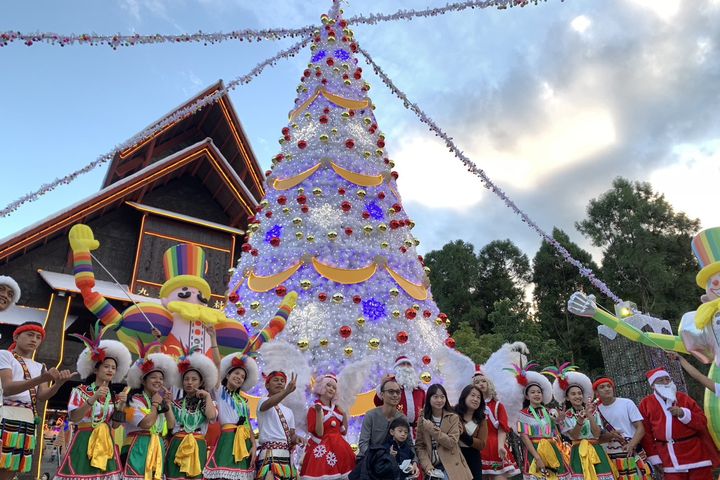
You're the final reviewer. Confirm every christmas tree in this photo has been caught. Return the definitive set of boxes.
[226,6,462,404]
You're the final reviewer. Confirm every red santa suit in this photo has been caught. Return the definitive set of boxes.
[638,369,720,479]
[373,356,426,427]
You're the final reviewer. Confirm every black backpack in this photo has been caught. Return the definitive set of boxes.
[349,445,402,480]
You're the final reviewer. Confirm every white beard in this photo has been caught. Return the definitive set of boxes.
[654,382,677,404]
[395,366,420,390]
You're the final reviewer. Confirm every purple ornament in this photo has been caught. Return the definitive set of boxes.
[264,224,283,243]
[366,201,384,220]
[333,49,350,61]
[311,50,327,62]
[362,298,386,321]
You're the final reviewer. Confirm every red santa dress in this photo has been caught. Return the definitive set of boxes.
[481,399,521,477]
[639,391,720,477]
[300,402,355,480]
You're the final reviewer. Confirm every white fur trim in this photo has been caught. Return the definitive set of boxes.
[0,276,21,304]
[678,407,692,424]
[647,369,670,385]
[551,371,593,405]
[177,352,218,390]
[523,371,553,404]
[76,340,132,382]
[220,353,259,392]
[394,355,412,368]
[126,353,178,389]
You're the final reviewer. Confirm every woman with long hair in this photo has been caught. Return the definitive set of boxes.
[473,372,520,479]
[454,384,488,480]
[415,383,472,480]
[54,323,131,480]
[545,365,614,480]
[122,342,178,480]
[165,348,218,480]
[300,374,356,480]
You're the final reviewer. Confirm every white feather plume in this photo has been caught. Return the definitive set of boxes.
[484,341,529,427]
[258,340,312,432]
[336,356,375,413]
[434,346,475,405]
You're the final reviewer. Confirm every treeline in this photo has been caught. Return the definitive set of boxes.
[425,178,702,376]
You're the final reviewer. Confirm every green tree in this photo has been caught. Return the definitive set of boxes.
[532,227,603,374]
[576,177,701,323]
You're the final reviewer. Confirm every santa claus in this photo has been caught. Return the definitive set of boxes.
[374,356,426,429]
[639,367,720,479]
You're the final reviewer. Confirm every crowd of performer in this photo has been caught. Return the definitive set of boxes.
[1,285,720,479]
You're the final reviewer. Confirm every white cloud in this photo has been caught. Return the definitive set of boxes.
[571,15,592,34]
[628,0,681,21]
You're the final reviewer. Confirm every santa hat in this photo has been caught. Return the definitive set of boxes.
[176,349,219,390]
[0,276,21,304]
[72,322,132,382]
[220,353,259,392]
[506,362,553,404]
[545,363,593,404]
[473,364,484,378]
[646,368,670,385]
[394,356,413,368]
[126,340,179,389]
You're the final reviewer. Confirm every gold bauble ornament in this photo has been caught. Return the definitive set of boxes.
[356,189,367,199]
[344,346,354,357]
[331,128,339,135]
[368,338,380,350]
[293,217,303,225]
[363,117,372,125]
[363,225,373,234]
[250,320,260,328]
[282,207,290,214]
[250,301,260,310]
[412,304,420,311]
[388,160,396,168]
[297,187,305,194]
[344,79,352,86]
[304,112,312,119]
[403,239,413,248]
[260,199,269,208]
[363,151,372,159]
[350,443,359,453]
[295,232,304,240]
[341,112,350,119]
[356,317,366,327]
[332,293,344,303]
[319,134,329,143]
[380,242,389,249]
[414,239,421,246]
[297,339,309,350]
[319,338,329,347]
[378,223,388,232]
[307,235,316,242]
[389,288,399,297]
[424,266,431,274]
[375,149,384,156]
[392,309,401,318]
[327,231,338,240]
[420,372,432,384]
[300,279,312,290]
[313,187,323,196]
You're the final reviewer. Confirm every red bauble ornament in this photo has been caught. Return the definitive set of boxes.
[349,110,355,117]
[250,248,259,256]
[300,205,309,213]
[318,292,328,302]
[339,325,352,339]
[338,187,346,195]
[241,243,252,252]
[265,211,273,218]
[438,313,448,321]
[342,74,349,80]
[445,337,456,349]
[297,140,308,149]
[362,211,370,219]
[396,331,409,344]
[326,58,334,66]
[350,42,358,52]
[422,355,432,365]
[399,246,407,253]
[283,135,291,141]
[377,139,385,148]
[405,308,417,320]
[303,69,311,78]
[236,307,246,316]
[344,227,353,236]
[352,295,362,304]
[315,69,322,77]
[323,107,330,114]
[265,170,272,177]
[270,237,281,247]
[228,293,239,303]
[341,201,352,212]
[391,171,399,180]
[281,127,290,135]
[377,192,386,200]
[389,220,401,230]
[319,115,329,124]
[339,19,348,28]
[277,195,287,205]
[297,195,307,204]
[275,285,287,297]
[354,71,362,80]
[392,203,402,212]
[255,205,263,213]
[345,139,355,149]
[423,310,432,318]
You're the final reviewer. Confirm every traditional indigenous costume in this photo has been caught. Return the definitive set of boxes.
[256,371,297,480]
[300,375,355,480]
[545,365,613,480]
[122,344,179,480]
[481,398,521,477]
[0,323,45,474]
[593,377,652,480]
[166,350,218,480]
[204,352,259,480]
[54,325,132,480]
[510,363,570,480]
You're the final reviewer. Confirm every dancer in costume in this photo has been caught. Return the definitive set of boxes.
[593,377,652,480]
[300,374,355,480]
[0,276,20,313]
[166,347,218,480]
[510,363,570,480]
[638,368,719,479]
[54,322,132,480]
[473,369,521,479]
[204,339,258,479]
[545,364,614,480]
[256,370,299,480]
[454,384,488,480]
[0,322,75,478]
[123,341,178,480]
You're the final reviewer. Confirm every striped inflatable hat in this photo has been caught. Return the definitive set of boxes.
[159,243,212,299]
[691,227,720,288]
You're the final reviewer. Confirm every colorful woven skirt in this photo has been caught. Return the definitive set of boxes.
[165,433,207,480]
[257,444,297,480]
[122,432,166,480]
[523,438,571,480]
[53,425,122,480]
[0,406,36,473]
[607,452,653,480]
[204,425,254,480]
[568,440,614,480]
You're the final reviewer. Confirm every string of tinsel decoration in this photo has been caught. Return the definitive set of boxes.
[358,44,622,305]
[0,26,315,49]
[0,0,557,49]
[0,36,311,219]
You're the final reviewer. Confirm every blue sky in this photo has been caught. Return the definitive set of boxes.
[1,0,719,269]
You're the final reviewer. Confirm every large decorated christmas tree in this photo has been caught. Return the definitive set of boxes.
[226,7,462,402]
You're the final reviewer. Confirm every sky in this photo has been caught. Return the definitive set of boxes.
[1,0,719,274]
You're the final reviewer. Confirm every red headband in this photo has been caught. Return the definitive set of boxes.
[265,371,287,385]
[9,324,46,351]
[592,377,615,391]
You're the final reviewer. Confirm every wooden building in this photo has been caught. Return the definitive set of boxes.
[0,81,265,478]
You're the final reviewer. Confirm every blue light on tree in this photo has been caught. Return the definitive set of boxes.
[362,298,386,321]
